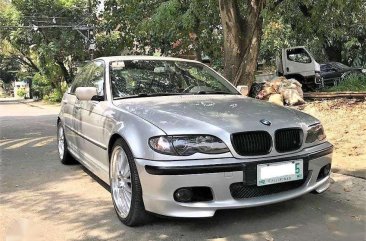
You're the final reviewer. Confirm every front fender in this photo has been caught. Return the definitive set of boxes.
[109,105,166,159]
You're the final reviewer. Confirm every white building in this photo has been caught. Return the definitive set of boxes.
[14,81,30,99]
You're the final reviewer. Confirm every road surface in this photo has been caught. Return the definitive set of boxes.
[0,101,365,241]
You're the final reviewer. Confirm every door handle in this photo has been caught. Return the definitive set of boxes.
[286,67,289,72]
[62,99,68,104]
[75,104,81,110]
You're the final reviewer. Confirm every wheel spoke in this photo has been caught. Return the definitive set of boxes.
[111,145,132,219]
[118,152,125,172]
[124,190,131,208]
[122,163,130,177]
[125,185,132,194]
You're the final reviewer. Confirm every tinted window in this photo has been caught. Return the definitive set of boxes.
[320,64,333,72]
[109,60,238,99]
[70,61,105,96]
[287,48,312,64]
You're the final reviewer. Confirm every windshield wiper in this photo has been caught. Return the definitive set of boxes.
[114,93,187,100]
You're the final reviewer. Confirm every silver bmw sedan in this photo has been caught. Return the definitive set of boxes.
[57,56,333,226]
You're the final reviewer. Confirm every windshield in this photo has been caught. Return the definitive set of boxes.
[109,60,239,99]
[333,62,350,70]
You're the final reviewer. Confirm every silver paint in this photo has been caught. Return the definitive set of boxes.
[58,56,332,218]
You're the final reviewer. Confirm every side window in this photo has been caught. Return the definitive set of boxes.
[87,61,105,96]
[70,61,105,97]
[287,48,312,64]
[70,64,89,94]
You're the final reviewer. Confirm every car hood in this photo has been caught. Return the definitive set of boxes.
[114,95,318,135]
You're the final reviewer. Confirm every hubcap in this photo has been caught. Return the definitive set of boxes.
[58,125,65,159]
[111,146,132,218]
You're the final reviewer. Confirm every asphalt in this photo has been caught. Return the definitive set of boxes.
[0,102,365,241]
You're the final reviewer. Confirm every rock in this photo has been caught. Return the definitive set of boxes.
[237,85,249,96]
[281,89,305,106]
[268,94,284,106]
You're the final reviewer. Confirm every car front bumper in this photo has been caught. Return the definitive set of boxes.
[135,142,333,218]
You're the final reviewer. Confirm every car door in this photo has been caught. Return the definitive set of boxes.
[63,65,90,152]
[74,60,111,180]
[283,47,316,77]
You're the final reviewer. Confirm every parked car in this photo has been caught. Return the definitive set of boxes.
[57,56,333,226]
[320,62,366,86]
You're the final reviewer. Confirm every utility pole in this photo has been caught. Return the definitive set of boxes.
[88,0,95,60]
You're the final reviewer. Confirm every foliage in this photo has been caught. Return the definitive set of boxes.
[267,0,366,66]
[0,0,100,100]
[327,74,366,92]
[16,87,27,97]
[102,0,222,63]
[43,81,68,102]
[1,0,365,99]
[0,0,92,88]
[0,53,21,83]
[260,18,294,65]
[32,72,51,99]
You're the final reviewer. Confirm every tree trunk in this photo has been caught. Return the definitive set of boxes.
[219,0,265,88]
[56,60,72,84]
[219,0,245,84]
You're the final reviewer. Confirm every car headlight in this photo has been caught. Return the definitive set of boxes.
[305,123,326,143]
[362,69,366,74]
[149,135,229,156]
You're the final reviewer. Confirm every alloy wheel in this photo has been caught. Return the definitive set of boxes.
[58,125,65,160]
[110,146,132,218]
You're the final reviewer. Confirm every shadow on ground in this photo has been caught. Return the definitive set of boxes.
[1,108,365,241]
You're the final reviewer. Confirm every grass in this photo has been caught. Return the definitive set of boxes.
[327,73,366,92]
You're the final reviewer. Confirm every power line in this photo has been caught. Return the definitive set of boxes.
[0,25,93,29]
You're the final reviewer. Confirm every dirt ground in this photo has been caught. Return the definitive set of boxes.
[301,99,366,179]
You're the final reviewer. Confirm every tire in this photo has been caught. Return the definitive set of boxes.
[57,121,77,165]
[109,139,149,226]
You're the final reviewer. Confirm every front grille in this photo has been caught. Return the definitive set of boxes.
[232,131,272,156]
[230,178,306,199]
[275,128,302,152]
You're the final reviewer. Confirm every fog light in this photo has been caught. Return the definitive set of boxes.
[317,164,331,181]
[323,164,331,176]
[174,188,193,203]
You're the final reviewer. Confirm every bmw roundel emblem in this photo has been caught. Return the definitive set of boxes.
[260,119,271,126]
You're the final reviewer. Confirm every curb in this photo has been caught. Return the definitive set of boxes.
[0,98,35,104]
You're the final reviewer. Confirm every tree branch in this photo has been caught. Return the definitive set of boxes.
[270,0,285,10]
[9,48,40,72]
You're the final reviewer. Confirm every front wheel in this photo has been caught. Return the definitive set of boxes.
[109,139,149,226]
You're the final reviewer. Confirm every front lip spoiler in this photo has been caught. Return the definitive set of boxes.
[145,145,333,175]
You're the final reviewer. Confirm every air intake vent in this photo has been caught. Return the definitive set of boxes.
[230,178,307,199]
[232,131,272,156]
[275,128,302,152]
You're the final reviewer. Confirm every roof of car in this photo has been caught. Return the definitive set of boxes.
[95,55,202,63]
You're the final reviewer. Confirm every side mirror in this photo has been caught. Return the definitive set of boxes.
[75,87,98,101]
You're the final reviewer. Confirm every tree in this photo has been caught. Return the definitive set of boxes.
[102,0,223,66]
[0,53,21,83]
[0,0,92,85]
[273,0,366,66]
[219,0,266,87]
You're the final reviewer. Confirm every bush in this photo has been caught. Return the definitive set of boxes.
[32,73,69,102]
[16,88,27,98]
[327,74,366,92]
[47,89,63,102]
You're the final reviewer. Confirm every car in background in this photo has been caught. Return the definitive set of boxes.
[320,62,366,86]
[57,56,333,226]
